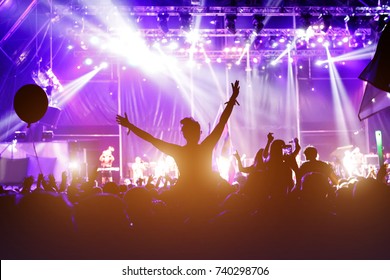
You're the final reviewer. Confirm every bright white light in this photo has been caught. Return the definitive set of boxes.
[67,45,74,50]
[306,27,315,38]
[168,41,179,50]
[323,41,330,48]
[372,98,376,103]
[186,30,200,43]
[296,29,306,37]
[100,62,109,69]
[90,36,100,45]
[235,60,241,65]
[299,65,303,69]
[270,60,277,66]
[217,156,231,182]
[387,93,390,98]
[253,57,258,63]
[224,47,230,52]
[84,58,93,65]
[69,161,80,170]
[216,57,222,63]
[205,57,211,63]
[187,60,196,68]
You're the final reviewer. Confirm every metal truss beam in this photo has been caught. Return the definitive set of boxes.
[60,5,390,17]
[74,49,348,60]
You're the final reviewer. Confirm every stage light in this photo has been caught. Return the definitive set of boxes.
[31,67,63,96]
[225,14,237,34]
[42,131,54,142]
[157,12,170,34]
[179,12,192,32]
[14,131,26,141]
[269,37,278,48]
[320,12,332,33]
[252,14,265,34]
[323,41,330,48]
[186,30,200,43]
[168,41,179,50]
[89,35,100,45]
[100,62,108,69]
[84,58,93,65]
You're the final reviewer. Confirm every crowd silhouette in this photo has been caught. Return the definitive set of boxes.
[1,80,390,260]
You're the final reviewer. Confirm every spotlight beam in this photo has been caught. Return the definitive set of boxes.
[56,67,103,107]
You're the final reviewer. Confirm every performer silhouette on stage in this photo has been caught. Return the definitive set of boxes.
[99,146,115,185]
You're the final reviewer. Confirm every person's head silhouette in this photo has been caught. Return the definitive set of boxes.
[304,146,318,161]
[270,139,285,159]
[180,117,201,145]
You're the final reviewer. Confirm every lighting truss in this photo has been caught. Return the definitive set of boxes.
[74,49,348,60]
[62,5,385,61]
[58,5,390,17]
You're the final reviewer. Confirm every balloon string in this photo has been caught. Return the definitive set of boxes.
[32,140,43,176]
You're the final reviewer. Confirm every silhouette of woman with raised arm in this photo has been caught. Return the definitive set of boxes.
[116,81,240,196]
[233,132,274,174]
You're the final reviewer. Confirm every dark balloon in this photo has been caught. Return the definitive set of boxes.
[14,84,48,127]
